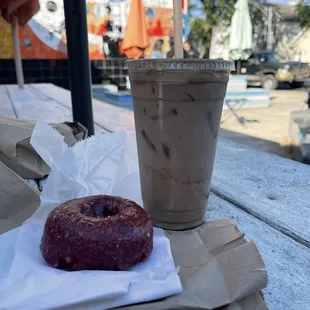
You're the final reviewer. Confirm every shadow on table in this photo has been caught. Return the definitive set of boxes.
[219,128,288,159]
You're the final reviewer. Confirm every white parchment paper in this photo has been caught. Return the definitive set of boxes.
[0,122,182,310]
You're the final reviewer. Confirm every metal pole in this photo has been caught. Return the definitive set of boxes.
[267,6,273,51]
[12,15,24,89]
[63,0,94,136]
[173,0,183,58]
[237,60,241,75]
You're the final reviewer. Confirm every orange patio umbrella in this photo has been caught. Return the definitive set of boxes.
[121,0,148,59]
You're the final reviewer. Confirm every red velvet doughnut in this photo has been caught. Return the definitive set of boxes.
[40,195,153,271]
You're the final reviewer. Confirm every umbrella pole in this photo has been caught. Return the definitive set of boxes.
[173,0,183,58]
[12,15,24,89]
[63,0,94,136]
[237,60,241,75]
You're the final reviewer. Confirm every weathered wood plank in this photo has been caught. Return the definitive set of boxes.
[207,193,310,310]
[0,85,16,117]
[7,85,73,123]
[31,83,135,134]
[6,85,107,134]
[212,139,310,247]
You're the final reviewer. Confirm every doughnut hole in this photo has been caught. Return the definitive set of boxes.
[81,200,120,219]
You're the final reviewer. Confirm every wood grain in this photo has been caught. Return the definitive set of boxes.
[212,138,310,247]
[0,85,16,117]
[6,85,73,123]
[31,84,134,134]
[4,85,107,135]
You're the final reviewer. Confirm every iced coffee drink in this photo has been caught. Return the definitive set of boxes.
[127,59,234,230]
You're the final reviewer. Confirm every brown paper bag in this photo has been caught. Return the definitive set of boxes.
[117,220,268,310]
[0,117,87,179]
[0,161,40,234]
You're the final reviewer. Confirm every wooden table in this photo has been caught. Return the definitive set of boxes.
[1,84,310,310]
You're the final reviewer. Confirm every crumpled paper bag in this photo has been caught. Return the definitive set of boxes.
[118,220,268,310]
[0,161,40,234]
[0,122,182,310]
[0,116,88,179]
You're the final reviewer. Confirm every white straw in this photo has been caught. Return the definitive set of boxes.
[12,14,24,89]
[173,0,183,58]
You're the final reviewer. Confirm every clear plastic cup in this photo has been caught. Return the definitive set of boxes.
[127,59,235,230]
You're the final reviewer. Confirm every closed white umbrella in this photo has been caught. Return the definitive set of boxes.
[229,0,253,73]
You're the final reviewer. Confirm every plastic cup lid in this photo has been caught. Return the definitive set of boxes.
[125,59,235,72]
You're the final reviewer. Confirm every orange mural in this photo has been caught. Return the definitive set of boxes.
[0,15,14,58]
[0,15,67,59]
[19,24,66,59]
[146,8,172,37]
[0,1,176,60]
[144,7,173,58]
[87,2,109,35]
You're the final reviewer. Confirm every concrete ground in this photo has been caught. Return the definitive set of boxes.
[219,87,308,159]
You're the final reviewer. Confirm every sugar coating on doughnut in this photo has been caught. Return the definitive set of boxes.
[40,195,153,271]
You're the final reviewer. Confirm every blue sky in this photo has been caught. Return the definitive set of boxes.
[189,0,300,18]
[190,0,299,8]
